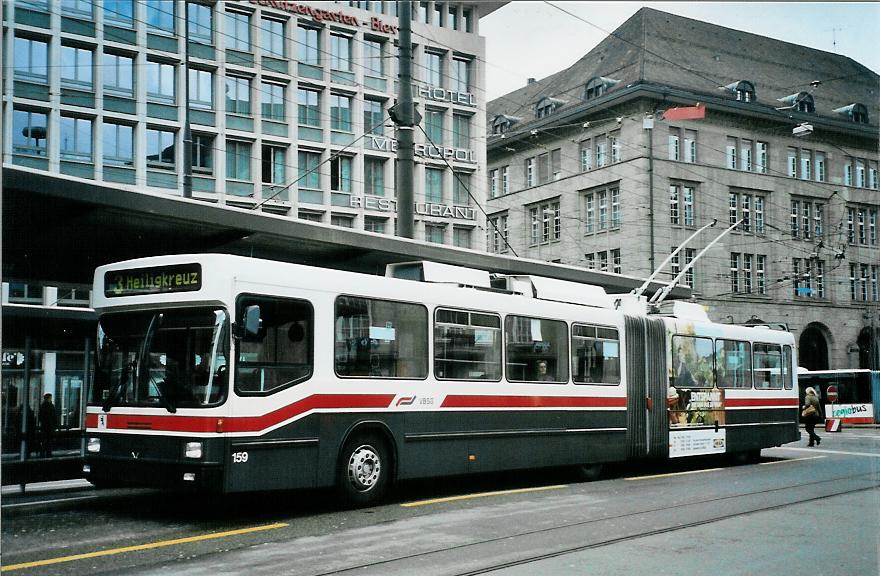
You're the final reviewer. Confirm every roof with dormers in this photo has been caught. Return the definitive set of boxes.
[487,7,879,132]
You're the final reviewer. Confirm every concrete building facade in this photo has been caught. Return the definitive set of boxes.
[0,0,504,463]
[485,8,879,370]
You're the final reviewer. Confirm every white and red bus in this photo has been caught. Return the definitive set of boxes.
[84,254,799,505]
[797,369,880,424]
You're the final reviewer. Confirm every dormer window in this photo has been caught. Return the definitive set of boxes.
[725,80,756,102]
[778,92,816,114]
[535,97,565,119]
[778,92,814,113]
[834,103,869,124]
[584,76,619,100]
[492,114,521,135]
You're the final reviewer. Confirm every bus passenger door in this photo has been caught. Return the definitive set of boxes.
[624,316,668,459]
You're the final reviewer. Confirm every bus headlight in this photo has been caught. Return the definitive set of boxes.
[87,437,101,453]
[185,441,203,459]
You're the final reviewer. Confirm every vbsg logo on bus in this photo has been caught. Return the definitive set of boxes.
[105,263,202,297]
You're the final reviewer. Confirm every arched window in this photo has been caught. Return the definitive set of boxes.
[835,103,869,124]
[725,80,756,103]
[534,97,564,119]
[584,76,619,100]
[778,92,814,113]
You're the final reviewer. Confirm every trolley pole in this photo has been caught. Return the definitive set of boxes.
[392,1,416,238]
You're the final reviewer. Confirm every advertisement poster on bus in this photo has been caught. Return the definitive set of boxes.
[667,323,727,457]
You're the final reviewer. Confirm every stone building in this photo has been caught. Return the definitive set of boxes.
[486,7,879,370]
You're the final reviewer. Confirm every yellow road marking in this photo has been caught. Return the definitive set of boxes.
[402,484,568,507]
[760,455,826,465]
[1,523,288,572]
[625,468,723,481]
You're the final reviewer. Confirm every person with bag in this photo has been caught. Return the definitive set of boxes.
[802,387,822,447]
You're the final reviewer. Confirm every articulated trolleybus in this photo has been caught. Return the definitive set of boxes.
[85,254,799,504]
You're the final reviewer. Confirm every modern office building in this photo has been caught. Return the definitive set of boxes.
[1,0,505,465]
[486,8,879,370]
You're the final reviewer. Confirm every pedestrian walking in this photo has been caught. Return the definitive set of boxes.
[38,393,57,458]
[802,387,822,447]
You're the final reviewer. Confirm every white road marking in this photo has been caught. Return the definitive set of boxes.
[783,447,880,458]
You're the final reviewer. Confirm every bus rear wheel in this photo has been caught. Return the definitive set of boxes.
[337,434,390,507]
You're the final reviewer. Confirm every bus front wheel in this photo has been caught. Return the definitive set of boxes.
[337,434,390,507]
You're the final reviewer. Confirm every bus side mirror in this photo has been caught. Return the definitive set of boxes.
[236,305,262,341]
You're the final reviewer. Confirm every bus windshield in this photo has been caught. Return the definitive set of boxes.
[93,308,229,410]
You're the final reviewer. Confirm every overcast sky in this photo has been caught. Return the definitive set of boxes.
[480,2,880,101]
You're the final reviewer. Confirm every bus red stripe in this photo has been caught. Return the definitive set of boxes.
[441,395,626,408]
[87,394,396,434]
[725,398,799,407]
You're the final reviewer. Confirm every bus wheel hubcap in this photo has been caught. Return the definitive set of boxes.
[348,445,381,491]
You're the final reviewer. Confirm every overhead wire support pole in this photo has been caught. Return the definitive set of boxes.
[392,0,416,238]
[182,1,192,198]
[632,219,717,300]
[650,219,743,306]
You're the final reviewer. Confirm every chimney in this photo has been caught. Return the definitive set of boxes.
[527,78,536,85]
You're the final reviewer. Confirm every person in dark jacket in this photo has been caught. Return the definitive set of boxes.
[38,393,57,457]
[803,387,822,447]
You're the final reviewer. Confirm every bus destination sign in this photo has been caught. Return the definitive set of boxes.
[104,264,202,298]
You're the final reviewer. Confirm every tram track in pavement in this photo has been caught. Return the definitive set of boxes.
[308,471,880,576]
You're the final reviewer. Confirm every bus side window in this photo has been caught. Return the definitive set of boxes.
[235,296,314,395]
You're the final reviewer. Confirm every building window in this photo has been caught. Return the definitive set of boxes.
[858,209,868,244]
[670,185,680,225]
[598,190,608,230]
[298,27,320,66]
[815,151,826,182]
[580,139,593,171]
[226,140,251,180]
[726,137,737,170]
[800,149,812,181]
[611,249,622,275]
[596,136,607,167]
[298,88,320,127]
[452,114,470,149]
[870,210,878,245]
[489,169,498,198]
[12,109,48,156]
[364,217,386,234]
[740,139,753,171]
[610,187,621,227]
[331,34,352,71]
[14,37,48,81]
[103,122,133,166]
[856,160,867,188]
[260,18,285,57]
[453,172,471,205]
[262,145,285,186]
[425,51,443,86]
[189,69,213,109]
[847,208,856,244]
[225,76,251,115]
[425,109,444,145]
[146,0,175,33]
[598,251,608,272]
[364,157,385,196]
[61,45,93,88]
[364,99,385,135]
[584,193,595,234]
[364,40,383,76]
[225,11,251,51]
[328,214,353,228]
[489,214,509,253]
[526,158,535,187]
[845,160,854,186]
[669,128,681,161]
[730,253,740,294]
[299,210,322,222]
[425,168,443,203]
[453,227,471,248]
[671,247,696,288]
[103,52,134,96]
[425,224,445,244]
[261,82,285,121]
[298,150,321,189]
[683,185,695,226]
[59,116,92,161]
[760,255,770,296]
[330,94,352,131]
[104,0,133,25]
[452,58,470,92]
[147,60,176,103]
[146,128,176,168]
[756,141,768,174]
[192,133,213,172]
[529,200,561,244]
[331,156,352,193]
[188,2,213,44]
[501,166,509,194]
